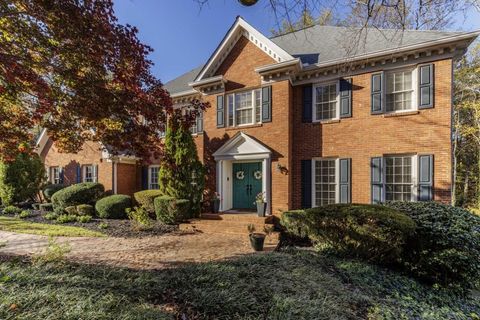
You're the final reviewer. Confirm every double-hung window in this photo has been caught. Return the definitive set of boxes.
[313,82,339,121]
[227,89,261,126]
[51,167,61,184]
[386,69,414,112]
[190,111,203,135]
[385,156,414,201]
[83,165,97,183]
[313,159,337,206]
[148,166,159,190]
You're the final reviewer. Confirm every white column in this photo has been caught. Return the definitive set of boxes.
[263,158,271,215]
[216,160,223,211]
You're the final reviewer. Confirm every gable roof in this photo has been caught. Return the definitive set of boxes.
[164,65,204,97]
[212,131,271,160]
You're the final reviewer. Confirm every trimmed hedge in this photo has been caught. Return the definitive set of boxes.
[43,184,65,201]
[384,201,480,291]
[281,204,416,264]
[2,205,22,215]
[51,183,104,214]
[133,190,163,214]
[154,196,190,224]
[77,204,94,216]
[95,195,131,219]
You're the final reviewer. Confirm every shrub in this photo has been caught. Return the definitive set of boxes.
[126,206,153,230]
[133,190,163,214]
[44,212,58,220]
[56,214,77,224]
[18,210,31,218]
[64,206,78,215]
[39,203,53,212]
[76,215,92,223]
[154,196,190,224]
[76,204,94,216]
[281,204,416,264]
[95,195,131,219]
[32,203,40,210]
[51,182,104,214]
[2,205,22,215]
[384,201,480,291]
[98,222,108,229]
[42,184,65,201]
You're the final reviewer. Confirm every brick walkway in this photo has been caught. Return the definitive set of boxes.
[0,230,278,269]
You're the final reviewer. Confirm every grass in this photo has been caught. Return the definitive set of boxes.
[0,249,478,319]
[0,216,104,237]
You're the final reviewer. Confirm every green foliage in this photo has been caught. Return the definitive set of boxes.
[126,206,154,230]
[56,214,77,224]
[32,203,40,210]
[39,203,53,212]
[76,204,94,216]
[44,212,58,220]
[32,238,71,265]
[42,184,65,201]
[159,113,205,217]
[384,201,480,291]
[18,210,31,219]
[95,195,131,219]
[76,215,92,223]
[2,205,22,215]
[0,152,46,205]
[64,206,78,215]
[133,189,163,214]
[281,204,416,264]
[51,182,104,214]
[154,196,190,224]
[98,222,109,230]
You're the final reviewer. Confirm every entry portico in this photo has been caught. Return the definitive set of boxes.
[213,132,272,215]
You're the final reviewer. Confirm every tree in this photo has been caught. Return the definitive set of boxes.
[159,111,205,217]
[0,144,46,205]
[0,0,188,162]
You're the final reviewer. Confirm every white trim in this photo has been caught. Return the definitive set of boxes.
[312,80,340,122]
[382,154,418,201]
[113,162,118,194]
[147,165,160,190]
[383,66,418,114]
[311,158,339,207]
[226,89,262,127]
[213,132,271,161]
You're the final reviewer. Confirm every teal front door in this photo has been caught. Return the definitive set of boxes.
[232,162,262,209]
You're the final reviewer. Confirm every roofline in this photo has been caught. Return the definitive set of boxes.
[303,29,480,71]
[170,89,198,98]
[254,58,302,74]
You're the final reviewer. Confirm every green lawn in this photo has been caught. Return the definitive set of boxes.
[0,216,104,237]
[0,250,478,319]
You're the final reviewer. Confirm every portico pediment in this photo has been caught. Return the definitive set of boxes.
[213,132,271,160]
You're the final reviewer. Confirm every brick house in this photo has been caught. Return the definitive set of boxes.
[37,17,478,216]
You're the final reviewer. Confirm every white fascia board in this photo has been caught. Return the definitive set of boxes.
[255,58,302,74]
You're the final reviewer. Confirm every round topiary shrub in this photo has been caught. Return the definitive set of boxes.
[281,204,416,265]
[43,184,65,201]
[51,182,104,214]
[133,190,163,214]
[384,201,480,291]
[76,204,94,216]
[95,195,131,219]
[154,195,190,224]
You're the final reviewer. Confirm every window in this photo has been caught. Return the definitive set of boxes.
[227,89,261,126]
[313,82,339,121]
[148,166,159,189]
[83,165,97,183]
[190,111,203,135]
[385,156,413,201]
[386,69,413,112]
[313,159,337,206]
[51,167,61,184]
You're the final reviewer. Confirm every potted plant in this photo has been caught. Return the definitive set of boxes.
[254,192,266,217]
[211,192,221,213]
[247,224,265,251]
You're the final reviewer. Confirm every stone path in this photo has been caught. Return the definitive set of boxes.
[0,230,277,269]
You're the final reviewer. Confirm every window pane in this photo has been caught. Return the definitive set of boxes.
[315,84,337,121]
[228,95,234,126]
[385,156,413,201]
[386,70,413,112]
[315,159,336,206]
[255,89,261,123]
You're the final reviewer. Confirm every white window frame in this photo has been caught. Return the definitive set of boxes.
[383,154,418,201]
[311,158,340,207]
[51,167,61,184]
[384,66,419,114]
[190,110,203,135]
[312,81,340,122]
[82,165,98,183]
[148,165,160,190]
[227,89,262,127]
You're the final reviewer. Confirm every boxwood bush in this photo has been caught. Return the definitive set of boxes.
[51,183,104,214]
[2,205,22,215]
[42,184,65,201]
[76,204,94,216]
[384,201,480,291]
[95,195,131,219]
[154,196,190,224]
[281,204,416,265]
[133,190,163,214]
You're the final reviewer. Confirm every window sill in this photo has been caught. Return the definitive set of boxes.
[383,110,419,118]
[312,119,340,124]
[225,124,263,131]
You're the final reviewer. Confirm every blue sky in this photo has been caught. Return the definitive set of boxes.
[113,1,480,84]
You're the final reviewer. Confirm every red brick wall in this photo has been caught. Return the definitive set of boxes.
[291,58,453,208]
[116,163,139,195]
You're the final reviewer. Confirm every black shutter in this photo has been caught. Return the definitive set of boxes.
[301,160,312,208]
[371,157,384,203]
[76,165,81,183]
[302,85,313,123]
[141,166,149,190]
[371,73,384,114]
[216,95,224,128]
[261,86,272,122]
[419,64,434,109]
[340,78,352,118]
[418,155,434,201]
[339,158,351,203]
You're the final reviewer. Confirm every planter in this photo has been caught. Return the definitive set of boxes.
[249,233,266,251]
[256,202,266,217]
[212,199,220,213]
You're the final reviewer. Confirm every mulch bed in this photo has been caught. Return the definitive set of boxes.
[5,211,177,238]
